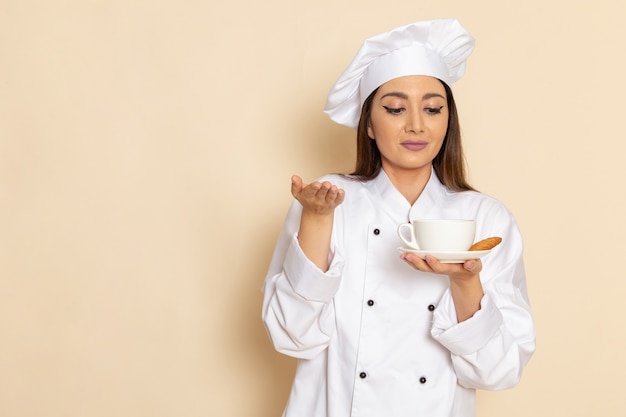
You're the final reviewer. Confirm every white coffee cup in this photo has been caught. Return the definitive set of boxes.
[397,219,476,251]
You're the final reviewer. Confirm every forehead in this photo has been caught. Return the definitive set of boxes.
[377,75,447,98]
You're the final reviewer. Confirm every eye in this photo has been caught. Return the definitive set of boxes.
[383,105,405,115]
[425,106,445,115]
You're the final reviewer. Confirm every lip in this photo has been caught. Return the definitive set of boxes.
[401,140,428,151]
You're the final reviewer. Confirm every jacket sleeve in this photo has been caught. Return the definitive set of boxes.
[430,204,536,390]
[261,201,344,360]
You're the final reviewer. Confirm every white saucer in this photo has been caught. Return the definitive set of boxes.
[397,247,491,263]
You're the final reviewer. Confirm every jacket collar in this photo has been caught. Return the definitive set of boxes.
[370,167,447,222]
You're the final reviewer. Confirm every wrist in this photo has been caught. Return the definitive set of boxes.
[300,209,335,224]
[449,273,482,291]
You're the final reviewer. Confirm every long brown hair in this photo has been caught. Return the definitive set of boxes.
[348,80,475,192]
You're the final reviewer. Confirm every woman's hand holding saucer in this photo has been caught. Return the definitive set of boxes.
[400,252,482,279]
[400,253,484,322]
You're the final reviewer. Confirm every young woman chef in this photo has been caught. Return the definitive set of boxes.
[262,18,535,417]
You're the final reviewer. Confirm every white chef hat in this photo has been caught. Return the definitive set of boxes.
[324,18,475,129]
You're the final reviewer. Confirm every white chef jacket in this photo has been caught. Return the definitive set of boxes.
[262,168,535,417]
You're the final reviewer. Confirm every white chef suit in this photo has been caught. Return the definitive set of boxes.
[262,168,535,417]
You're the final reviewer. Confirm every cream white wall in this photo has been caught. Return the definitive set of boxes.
[1,1,624,416]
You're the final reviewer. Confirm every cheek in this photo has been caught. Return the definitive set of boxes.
[432,140,445,155]
[367,114,398,140]
[431,118,449,140]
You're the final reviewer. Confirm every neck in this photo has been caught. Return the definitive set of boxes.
[383,165,432,205]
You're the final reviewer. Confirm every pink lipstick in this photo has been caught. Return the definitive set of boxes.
[401,140,428,151]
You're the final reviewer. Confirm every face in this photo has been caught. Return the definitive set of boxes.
[367,75,448,177]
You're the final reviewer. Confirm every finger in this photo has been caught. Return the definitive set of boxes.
[335,189,346,205]
[318,181,332,197]
[307,181,332,200]
[422,255,443,273]
[324,185,340,203]
[302,181,322,198]
[463,259,482,273]
[291,175,304,198]
[319,181,337,198]
[331,187,345,204]
[428,255,476,275]
[401,253,432,272]
[424,255,463,275]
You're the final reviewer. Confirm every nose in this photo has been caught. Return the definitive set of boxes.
[405,108,424,134]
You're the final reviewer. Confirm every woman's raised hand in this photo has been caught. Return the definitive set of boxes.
[290,175,344,271]
[290,175,345,216]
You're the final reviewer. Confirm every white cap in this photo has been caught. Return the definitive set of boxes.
[324,19,475,129]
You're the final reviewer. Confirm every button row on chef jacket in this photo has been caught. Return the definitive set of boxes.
[367,225,430,385]
[359,372,428,384]
[367,301,435,311]
[367,228,379,307]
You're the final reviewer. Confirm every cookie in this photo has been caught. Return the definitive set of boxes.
[469,237,502,251]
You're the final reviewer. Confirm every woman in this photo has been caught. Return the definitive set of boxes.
[262,19,535,417]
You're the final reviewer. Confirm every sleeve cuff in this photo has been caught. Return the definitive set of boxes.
[284,233,343,302]
[431,290,503,355]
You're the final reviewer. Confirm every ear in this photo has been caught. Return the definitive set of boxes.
[367,120,375,140]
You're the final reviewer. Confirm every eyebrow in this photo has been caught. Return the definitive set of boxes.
[379,91,446,101]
